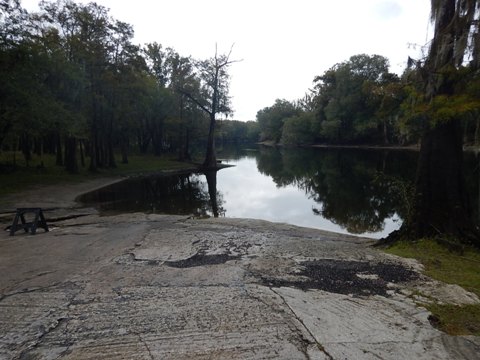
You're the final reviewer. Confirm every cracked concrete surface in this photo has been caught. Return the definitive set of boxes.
[1,180,479,359]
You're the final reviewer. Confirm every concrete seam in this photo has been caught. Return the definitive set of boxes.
[269,287,335,360]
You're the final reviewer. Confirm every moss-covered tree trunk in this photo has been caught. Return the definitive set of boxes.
[392,0,480,246]
[409,119,476,242]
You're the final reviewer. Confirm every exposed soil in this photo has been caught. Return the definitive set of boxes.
[165,253,240,268]
[261,259,419,297]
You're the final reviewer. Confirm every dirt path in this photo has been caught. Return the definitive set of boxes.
[0,179,479,359]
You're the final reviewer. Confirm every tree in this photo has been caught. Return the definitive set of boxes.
[2,0,217,171]
[370,75,404,145]
[391,0,480,245]
[312,54,395,144]
[256,99,300,143]
[281,112,315,145]
[180,45,238,169]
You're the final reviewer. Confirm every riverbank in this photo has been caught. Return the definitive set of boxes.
[0,178,479,359]
[258,141,480,153]
[257,141,421,151]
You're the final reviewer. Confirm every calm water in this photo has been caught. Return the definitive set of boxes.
[79,147,480,239]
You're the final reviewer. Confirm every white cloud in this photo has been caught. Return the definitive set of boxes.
[374,1,403,20]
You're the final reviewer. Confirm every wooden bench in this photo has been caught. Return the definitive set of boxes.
[9,208,49,236]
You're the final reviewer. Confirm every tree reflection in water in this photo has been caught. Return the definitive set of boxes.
[204,170,220,217]
[78,145,478,236]
[78,171,224,218]
[255,147,417,235]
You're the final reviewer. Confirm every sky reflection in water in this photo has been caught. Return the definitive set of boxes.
[80,147,428,239]
[217,156,401,239]
[80,147,479,239]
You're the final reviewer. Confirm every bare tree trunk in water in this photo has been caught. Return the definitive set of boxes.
[205,170,219,217]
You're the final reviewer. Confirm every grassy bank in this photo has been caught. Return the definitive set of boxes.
[385,239,480,336]
[0,152,198,197]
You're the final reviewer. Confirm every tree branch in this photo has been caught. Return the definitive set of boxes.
[216,43,243,68]
[177,88,212,116]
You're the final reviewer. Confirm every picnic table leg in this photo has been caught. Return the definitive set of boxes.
[9,208,49,236]
[20,213,28,233]
[31,210,40,235]
[39,210,49,232]
[9,213,20,236]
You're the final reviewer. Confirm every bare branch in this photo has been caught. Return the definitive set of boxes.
[177,88,212,116]
[215,43,243,68]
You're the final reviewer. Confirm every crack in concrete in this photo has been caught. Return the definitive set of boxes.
[2,281,83,359]
[53,318,74,359]
[46,214,91,223]
[360,349,385,360]
[15,317,69,360]
[1,271,58,295]
[269,287,335,360]
[137,333,154,360]
[0,282,62,303]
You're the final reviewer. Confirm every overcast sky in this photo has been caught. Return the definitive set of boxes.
[21,0,432,121]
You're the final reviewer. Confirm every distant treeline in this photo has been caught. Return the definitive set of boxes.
[3,1,479,175]
[256,54,480,147]
[0,0,259,172]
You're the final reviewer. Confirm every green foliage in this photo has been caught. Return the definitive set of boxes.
[216,120,259,144]
[386,239,480,296]
[253,51,480,148]
[256,99,301,143]
[312,54,397,144]
[281,112,315,145]
[0,0,242,174]
[426,304,480,336]
[385,238,480,336]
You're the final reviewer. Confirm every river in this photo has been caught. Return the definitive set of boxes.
[79,146,480,239]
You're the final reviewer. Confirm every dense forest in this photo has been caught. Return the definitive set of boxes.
[257,53,480,147]
[2,0,479,170]
[0,0,259,172]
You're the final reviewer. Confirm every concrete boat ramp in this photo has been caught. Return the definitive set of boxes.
[0,181,479,359]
